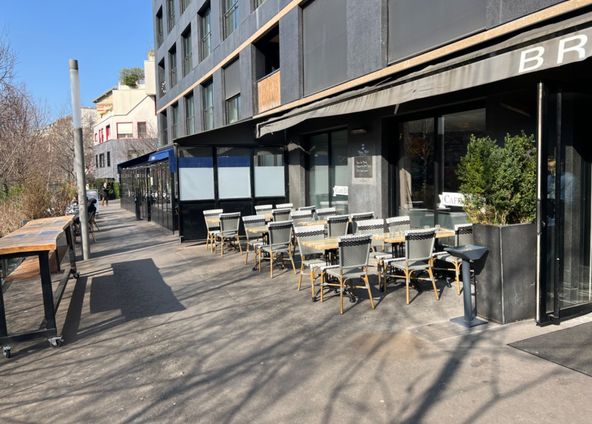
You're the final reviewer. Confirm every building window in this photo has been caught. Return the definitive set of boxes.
[117,122,133,139]
[99,128,104,143]
[171,103,179,140]
[185,93,195,135]
[167,0,175,32]
[160,111,168,145]
[107,151,111,167]
[137,122,147,138]
[199,3,212,60]
[225,95,240,124]
[217,147,251,199]
[156,7,164,46]
[307,129,349,214]
[302,0,347,95]
[223,0,239,39]
[181,0,190,13]
[253,0,266,10]
[202,79,214,131]
[99,153,105,168]
[168,45,177,87]
[105,125,110,140]
[158,59,166,96]
[182,26,192,77]
[224,59,240,124]
[94,133,98,143]
[95,155,98,168]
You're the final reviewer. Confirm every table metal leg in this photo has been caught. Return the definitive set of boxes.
[39,252,57,338]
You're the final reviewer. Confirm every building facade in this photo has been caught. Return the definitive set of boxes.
[93,53,159,180]
[154,0,592,323]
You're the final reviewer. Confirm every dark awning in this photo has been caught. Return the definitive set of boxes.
[257,11,592,138]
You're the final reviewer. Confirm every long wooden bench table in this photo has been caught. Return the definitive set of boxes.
[0,215,78,358]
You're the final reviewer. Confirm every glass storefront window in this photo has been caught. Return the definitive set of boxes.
[179,147,214,201]
[217,147,251,199]
[254,149,285,197]
[307,129,350,214]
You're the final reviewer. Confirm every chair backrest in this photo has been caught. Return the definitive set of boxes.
[275,203,293,209]
[220,212,241,233]
[455,223,473,246]
[291,209,313,224]
[294,225,325,258]
[327,215,349,237]
[405,229,436,262]
[254,204,273,215]
[298,205,316,212]
[386,216,411,235]
[272,208,291,222]
[242,215,266,240]
[338,234,372,270]
[316,207,337,219]
[203,208,224,230]
[355,218,385,248]
[268,220,293,246]
[350,212,375,233]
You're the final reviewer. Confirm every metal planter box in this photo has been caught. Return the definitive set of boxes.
[473,223,536,324]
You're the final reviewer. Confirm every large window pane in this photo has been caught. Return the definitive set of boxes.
[179,147,214,200]
[398,118,435,228]
[254,149,285,197]
[308,134,329,209]
[202,80,214,130]
[331,130,349,214]
[217,147,251,199]
[199,4,212,60]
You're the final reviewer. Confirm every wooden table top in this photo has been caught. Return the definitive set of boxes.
[300,229,455,252]
[207,213,273,226]
[0,215,74,256]
[296,219,327,227]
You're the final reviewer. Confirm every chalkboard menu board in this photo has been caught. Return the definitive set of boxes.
[354,156,372,179]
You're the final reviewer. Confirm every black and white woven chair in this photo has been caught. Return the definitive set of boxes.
[323,234,375,315]
[214,212,242,256]
[356,218,389,271]
[298,205,316,212]
[275,202,293,210]
[203,208,223,252]
[242,215,266,265]
[434,223,473,295]
[316,207,337,220]
[258,220,296,278]
[272,208,291,222]
[327,215,349,238]
[385,216,411,257]
[294,225,328,300]
[381,228,438,304]
[350,212,375,233]
[291,209,314,225]
[254,204,273,216]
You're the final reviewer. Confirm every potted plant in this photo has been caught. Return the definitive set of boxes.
[457,132,537,324]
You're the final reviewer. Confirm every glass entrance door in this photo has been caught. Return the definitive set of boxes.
[539,88,592,323]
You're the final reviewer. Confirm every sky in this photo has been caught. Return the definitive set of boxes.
[0,1,154,121]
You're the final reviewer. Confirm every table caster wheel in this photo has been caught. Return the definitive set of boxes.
[49,337,63,348]
[73,272,80,279]
[2,346,11,359]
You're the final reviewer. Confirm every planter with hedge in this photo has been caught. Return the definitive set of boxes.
[457,132,537,324]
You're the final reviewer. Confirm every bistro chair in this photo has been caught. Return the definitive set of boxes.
[214,212,242,256]
[242,215,267,265]
[298,205,316,212]
[381,229,439,305]
[294,225,328,300]
[316,207,337,220]
[203,208,223,252]
[255,204,273,216]
[433,223,473,295]
[327,215,349,238]
[291,209,314,225]
[350,212,374,233]
[272,208,291,222]
[258,220,296,278]
[276,203,293,209]
[385,215,411,257]
[322,234,375,315]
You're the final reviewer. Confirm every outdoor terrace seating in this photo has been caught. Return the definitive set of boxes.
[294,225,327,300]
[242,215,267,265]
[291,209,314,224]
[203,208,223,252]
[214,212,242,256]
[258,220,296,278]
[434,223,473,295]
[350,212,374,233]
[272,208,291,222]
[275,203,293,209]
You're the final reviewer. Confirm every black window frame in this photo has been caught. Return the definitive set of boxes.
[222,0,239,40]
[168,44,177,87]
[171,102,179,140]
[199,2,212,61]
[167,0,176,33]
[156,7,164,46]
[201,79,214,131]
[185,92,195,135]
[182,25,192,77]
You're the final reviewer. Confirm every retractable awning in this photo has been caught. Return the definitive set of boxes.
[257,11,592,138]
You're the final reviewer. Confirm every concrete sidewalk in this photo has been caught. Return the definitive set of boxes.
[0,203,590,423]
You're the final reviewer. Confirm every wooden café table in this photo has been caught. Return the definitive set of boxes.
[206,213,273,227]
[0,215,79,358]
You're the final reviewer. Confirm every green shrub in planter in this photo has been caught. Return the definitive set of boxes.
[457,132,537,323]
[457,132,536,225]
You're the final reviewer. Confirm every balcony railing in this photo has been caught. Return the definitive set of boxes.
[257,70,281,113]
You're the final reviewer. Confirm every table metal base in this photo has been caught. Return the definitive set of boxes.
[450,316,488,328]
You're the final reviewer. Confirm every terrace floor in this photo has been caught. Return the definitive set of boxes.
[0,202,591,423]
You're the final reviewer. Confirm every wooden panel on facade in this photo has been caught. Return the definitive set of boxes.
[257,70,281,113]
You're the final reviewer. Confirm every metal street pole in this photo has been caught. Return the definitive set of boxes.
[69,59,90,260]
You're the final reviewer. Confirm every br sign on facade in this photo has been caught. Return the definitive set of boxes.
[518,33,591,74]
